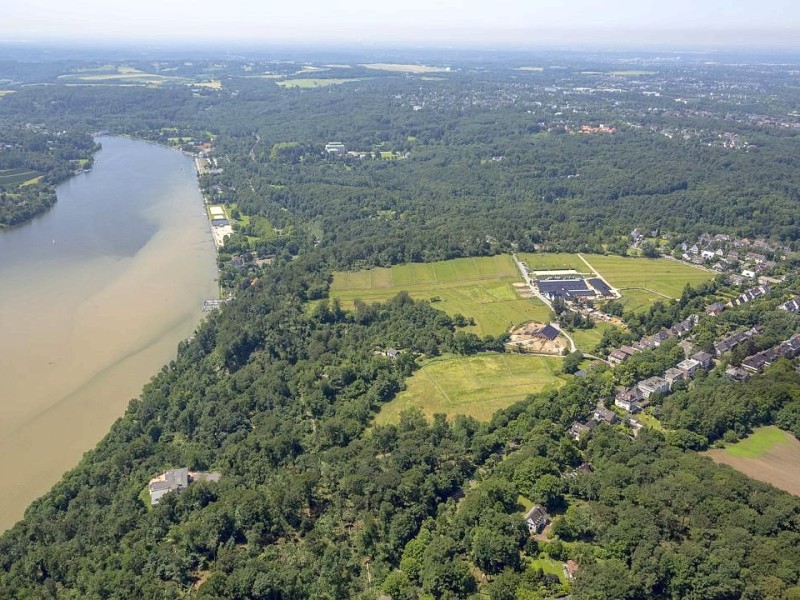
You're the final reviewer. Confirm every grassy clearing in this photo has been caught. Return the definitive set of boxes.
[58,67,184,86]
[582,254,712,300]
[0,168,42,187]
[276,78,361,88]
[635,411,665,432]
[720,426,791,458]
[194,80,222,89]
[331,255,551,336]
[375,353,565,424]
[20,176,44,187]
[528,558,566,583]
[570,322,611,353]
[517,252,589,272]
[360,63,448,73]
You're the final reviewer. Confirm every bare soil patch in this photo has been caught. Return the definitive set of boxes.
[705,431,800,496]
[507,321,568,355]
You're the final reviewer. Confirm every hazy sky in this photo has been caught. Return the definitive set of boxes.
[2,0,800,48]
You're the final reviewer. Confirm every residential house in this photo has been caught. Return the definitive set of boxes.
[630,228,645,243]
[524,505,550,534]
[148,468,189,505]
[714,327,761,357]
[324,142,346,155]
[677,358,702,377]
[730,284,770,307]
[701,249,716,260]
[725,365,751,381]
[615,387,644,412]
[386,348,400,360]
[664,367,685,389]
[742,353,768,373]
[638,376,670,398]
[592,405,618,424]
[779,298,800,313]
[568,421,595,441]
[706,302,725,316]
[608,349,631,366]
[691,351,713,369]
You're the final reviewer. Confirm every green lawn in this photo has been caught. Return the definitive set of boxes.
[528,558,566,583]
[570,322,612,353]
[582,254,712,301]
[375,353,566,423]
[635,410,665,432]
[331,255,551,336]
[721,426,792,458]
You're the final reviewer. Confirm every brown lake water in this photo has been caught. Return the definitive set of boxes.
[0,136,217,530]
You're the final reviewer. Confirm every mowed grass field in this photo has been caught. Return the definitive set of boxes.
[331,255,550,336]
[517,252,589,272]
[704,426,800,496]
[0,168,42,187]
[375,353,566,424]
[581,254,712,310]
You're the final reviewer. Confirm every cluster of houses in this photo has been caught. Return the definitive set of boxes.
[607,315,699,366]
[741,334,800,373]
[674,232,784,276]
[730,284,771,307]
[713,326,761,357]
[614,350,713,414]
[568,404,620,441]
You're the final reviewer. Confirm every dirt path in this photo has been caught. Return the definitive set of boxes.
[576,253,621,299]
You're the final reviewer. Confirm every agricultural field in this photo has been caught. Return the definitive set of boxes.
[58,66,185,86]
[581,253,712,307]
[276,78,361,88]
[359,63,449,73]
[517,252,589,273]
[374,353,566,424]
[704,426,800,496]
[0,168,42,187]
[330,255,551,336]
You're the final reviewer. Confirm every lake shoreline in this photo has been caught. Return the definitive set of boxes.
[0,136,218,531]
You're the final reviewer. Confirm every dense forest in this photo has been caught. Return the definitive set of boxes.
[1,51,800,599]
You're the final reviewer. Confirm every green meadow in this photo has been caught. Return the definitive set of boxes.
[331,255,551,336]
[374,353,565,423]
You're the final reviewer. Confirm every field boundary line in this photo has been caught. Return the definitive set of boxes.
[423,368,454,406]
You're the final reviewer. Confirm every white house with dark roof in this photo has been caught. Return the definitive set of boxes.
[524,505,550,534]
